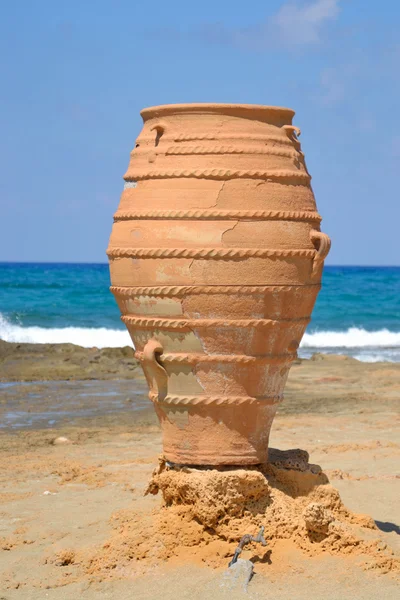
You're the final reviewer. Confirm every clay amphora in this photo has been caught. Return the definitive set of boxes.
[107,103,330,465]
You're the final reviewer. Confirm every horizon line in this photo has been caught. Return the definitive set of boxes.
[1,261,399,268]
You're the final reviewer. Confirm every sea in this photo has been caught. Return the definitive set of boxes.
[1,263,399,363]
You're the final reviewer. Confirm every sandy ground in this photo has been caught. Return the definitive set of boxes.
[0,348,399,599]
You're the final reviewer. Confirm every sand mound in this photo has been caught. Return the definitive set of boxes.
[86,449,399,580]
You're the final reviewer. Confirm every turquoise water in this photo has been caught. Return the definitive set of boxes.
[1,263,399,362]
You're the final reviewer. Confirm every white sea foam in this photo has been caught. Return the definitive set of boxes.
[0,314,132,348]
[299,327,400,362]
[300,327,400,349]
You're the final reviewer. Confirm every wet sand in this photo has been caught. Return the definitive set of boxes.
[0,342,399,598]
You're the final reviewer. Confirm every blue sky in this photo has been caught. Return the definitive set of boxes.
[1,0,399,265]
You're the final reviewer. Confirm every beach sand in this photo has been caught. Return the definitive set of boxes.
[0,342,399,598]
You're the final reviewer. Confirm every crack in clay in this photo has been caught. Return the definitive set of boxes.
[221,220,240,243]
[213,180,227,207]
[187,258,196,272]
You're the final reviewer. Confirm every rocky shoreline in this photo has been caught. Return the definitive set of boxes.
[0,340,143,382]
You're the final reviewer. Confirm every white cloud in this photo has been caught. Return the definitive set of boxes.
[272,0,341,46]
[161,1,342,51]
[231,0,341,50]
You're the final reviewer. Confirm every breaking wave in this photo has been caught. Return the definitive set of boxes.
[300,327,400,362]
[301,327,400,349]
[0,313,132,348]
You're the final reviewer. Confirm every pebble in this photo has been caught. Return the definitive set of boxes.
[220,558,254,592]
[52,436,72,445]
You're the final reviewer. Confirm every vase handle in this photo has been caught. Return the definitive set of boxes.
[282,125,301,140]
[310,230,331,277]
[150,122,167,147]
[140,339,168,402]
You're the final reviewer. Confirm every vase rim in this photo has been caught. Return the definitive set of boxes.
[140,103,295,122]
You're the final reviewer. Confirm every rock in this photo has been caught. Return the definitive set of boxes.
[303,502,334,533]
[0,340,142,382]
[149,464,270,528]
[269,447,310,471]
[52,436,72,445]
[220,558,254,592]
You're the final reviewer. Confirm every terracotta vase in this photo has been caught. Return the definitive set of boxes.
[107,103,330,466]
